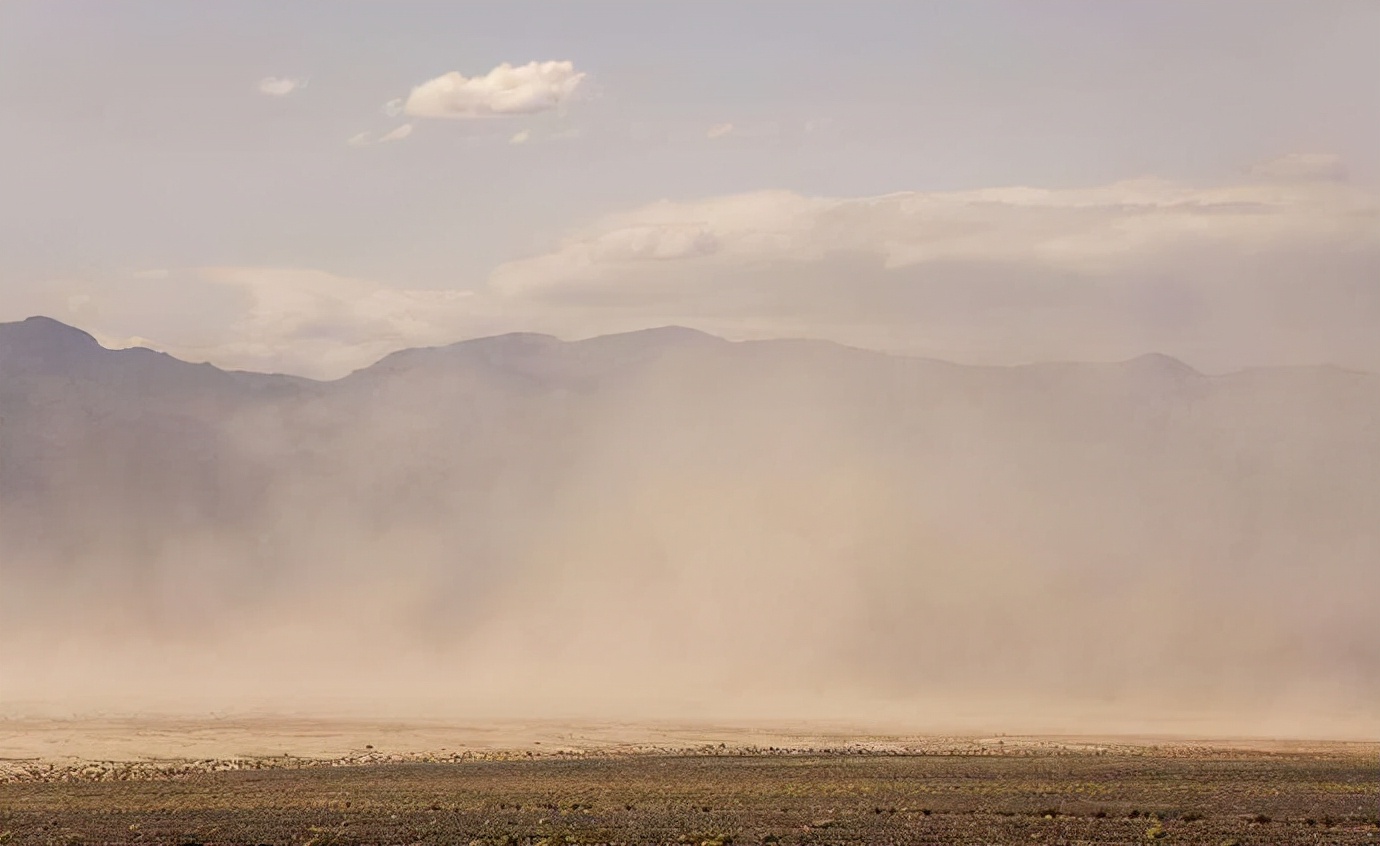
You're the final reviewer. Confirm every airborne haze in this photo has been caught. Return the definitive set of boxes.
[1,1,1378,740]
[2,317,1378,737]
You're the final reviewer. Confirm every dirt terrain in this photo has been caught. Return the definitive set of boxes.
[1,719,1376,845]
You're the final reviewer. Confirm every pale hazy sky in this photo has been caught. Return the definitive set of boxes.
[1,1,1377,377]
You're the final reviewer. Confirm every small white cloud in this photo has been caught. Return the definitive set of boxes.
[404,60,586,119]
[509,129,531,145]
[104,335,159,351]
[383,98,405,117]
[378,123,414,143]
[1248,152,1348,182]
[706,122,734,140]
[258,77,305,97]
[349,124,413,147]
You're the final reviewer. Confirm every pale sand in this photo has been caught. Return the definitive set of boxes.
[2,716,1375,764]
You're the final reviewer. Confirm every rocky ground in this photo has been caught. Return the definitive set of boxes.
[1,742,1376,845]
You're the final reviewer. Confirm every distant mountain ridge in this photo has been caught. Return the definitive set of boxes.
[0,315,1225,381]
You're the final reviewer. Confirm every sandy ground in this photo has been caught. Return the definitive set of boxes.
[2,716,1375,764]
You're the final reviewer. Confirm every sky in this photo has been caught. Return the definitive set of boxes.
[1,0,1377,378]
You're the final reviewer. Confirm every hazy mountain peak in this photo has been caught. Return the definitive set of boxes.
[352,327,727,381]
[0,315,104,374]
[353,332,562,377]
[0,315,100,351]
[458,331,564,350]
[1120,352,1201,378]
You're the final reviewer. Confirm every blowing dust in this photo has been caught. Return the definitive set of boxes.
[2,335,1376,741]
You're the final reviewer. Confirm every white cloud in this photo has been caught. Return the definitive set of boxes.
[186,267,486,378]
[379,123,414,143]
[383,98,405,117]
[706,123,734,140]
[403,61,585,119]
[347,124,413,147]
[1248,152,1348,182]
[509,129,531,145]
[258,77,305,97]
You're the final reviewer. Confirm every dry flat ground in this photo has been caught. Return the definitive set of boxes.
[1,731,1377,846]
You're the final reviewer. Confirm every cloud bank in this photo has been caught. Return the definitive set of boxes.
[6,157,1375,378]
[404,61,586,119]
[488,162,1380,373]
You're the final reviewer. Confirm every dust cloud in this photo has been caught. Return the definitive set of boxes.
[1,322,1377,741]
